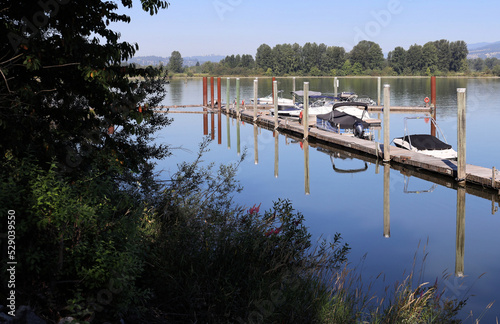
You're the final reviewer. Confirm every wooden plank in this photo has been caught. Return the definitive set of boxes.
[224,109,499,191]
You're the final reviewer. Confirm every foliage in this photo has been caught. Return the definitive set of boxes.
[140,140,351,323]
[0,0,171,185]
[168,50,184,73]
[0,156,151,322]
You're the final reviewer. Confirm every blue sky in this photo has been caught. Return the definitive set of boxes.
[113,0,499,57]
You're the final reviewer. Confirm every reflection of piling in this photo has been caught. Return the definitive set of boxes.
[217,111,222,145]
[455,186,466,277]
[457,88,466,184]
[304,139,310,195]
[383,84,391,162]
[210,110,214,140]
[226,113,231,149]
[383,163,390,238]
[274,132,279,178]
[203,108,208,135]
[254,124,258,165]
[236,116,240,155]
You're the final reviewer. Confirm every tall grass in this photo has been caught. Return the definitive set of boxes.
[136,139,470,323]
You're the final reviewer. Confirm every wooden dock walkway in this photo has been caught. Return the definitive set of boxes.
[216,107,500,193]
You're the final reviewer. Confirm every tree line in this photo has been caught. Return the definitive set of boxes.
[180,40,500,77]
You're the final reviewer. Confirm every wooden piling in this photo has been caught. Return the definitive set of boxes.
[334,77,338,98]
[457,88,466,183]
[236,78,240,116]
[226,78,230,113]
[383,84,391,162]
[217,77,221,110]
[273,80,278,129]
[272,76,276,105]
[377,77,381,106]
[210,76,214,109]
[303,82,309,139]
[431,76,437,136]
[203,77,207,106]
[253,79,258,121]
[292,77,296,104]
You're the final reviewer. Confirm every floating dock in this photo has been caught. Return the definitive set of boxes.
[213,106,500,194]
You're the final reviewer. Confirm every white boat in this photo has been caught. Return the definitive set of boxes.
[392,116,457,160]
[253,90,293,105]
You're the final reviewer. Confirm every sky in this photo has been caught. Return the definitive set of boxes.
[112,0,500,58]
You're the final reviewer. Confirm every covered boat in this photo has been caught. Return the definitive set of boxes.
[316,109,371,139]
[392,116,457,160]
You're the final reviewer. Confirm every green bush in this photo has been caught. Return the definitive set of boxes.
[0,157,151,322]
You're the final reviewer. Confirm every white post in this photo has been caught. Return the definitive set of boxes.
[334,77,338,98]
[273,80,278,129]
[377,77,381,106]
[303,82,309,139]
[383,84,391,162]
[253,79,258,121]
[457,88,466,183]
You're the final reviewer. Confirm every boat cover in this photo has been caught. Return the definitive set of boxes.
[395,134,452,150]
[316,110,369,129]
[292,90,322,97]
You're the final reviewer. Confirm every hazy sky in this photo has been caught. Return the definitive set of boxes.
[112,0,499,57]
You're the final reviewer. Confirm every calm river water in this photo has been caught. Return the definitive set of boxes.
[155,77,500,322]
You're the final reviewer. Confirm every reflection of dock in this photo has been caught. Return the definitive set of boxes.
[223,108,500,192]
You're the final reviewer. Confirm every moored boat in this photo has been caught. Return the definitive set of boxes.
[392,116,457,160]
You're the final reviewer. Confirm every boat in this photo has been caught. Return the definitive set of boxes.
[253,90,294,105]
[392,116,457,160]
[316,102,379,139]
[270,90,322,117]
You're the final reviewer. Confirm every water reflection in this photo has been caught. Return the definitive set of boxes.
[253,124,258,165]
[274,131,279,178]
[383,163,391,238]
[456,186,466,277]
[304,139,310,195]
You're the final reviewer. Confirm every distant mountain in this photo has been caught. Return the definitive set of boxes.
[468,41,500,59]
[126,54,226,67]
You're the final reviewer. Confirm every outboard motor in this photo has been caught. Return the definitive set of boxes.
[353,121,364,138]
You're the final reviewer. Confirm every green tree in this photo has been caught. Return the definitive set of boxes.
[349,40,383,70]
[1,0,170,320]
[407,44,424,74]
[434,39,451,72]
[255,43,273,71]
[388,46,407,75]
[449,40,468,72]
[323,46,346,72]
[340,59,353,76]
[422,42,438,73]
[168,50,184,73]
